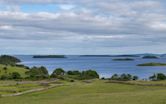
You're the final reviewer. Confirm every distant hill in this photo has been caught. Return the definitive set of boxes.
[112,58,134,61]
[0,55,21,65]
[110,55,139,57]
[80,55,112,57]
[142,56,159,59]
[137,62,166,66]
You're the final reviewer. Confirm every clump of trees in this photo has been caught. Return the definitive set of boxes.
[0,55,21,65]
[110,74,139,81]
[50,68,99,80]
[25,66,49,80]
[0,72,21,80]
[81,70,99,80]
[149,73,166,81]
[50,68,65,80]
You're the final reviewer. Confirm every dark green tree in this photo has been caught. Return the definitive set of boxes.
[156,73,166,80]
[51,68,65,78]
[133,76,139,80]
[81,70,99,80]
[11,72,21,79]
[111,74,119,80]
[26,66,49,80]
[149,74,157,81]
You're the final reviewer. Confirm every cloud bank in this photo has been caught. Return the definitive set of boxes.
[0,0,166,54]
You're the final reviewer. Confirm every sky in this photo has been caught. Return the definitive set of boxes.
[0,0,166,55]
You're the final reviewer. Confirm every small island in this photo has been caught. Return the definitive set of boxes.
[142,55,159,59]
[111,55,139,57]
[33,55,66,58]
[112,58,134,61]
[80,55,112,57]
[137,62,166,66]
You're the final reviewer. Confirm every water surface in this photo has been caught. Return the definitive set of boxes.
[15,55,166,79]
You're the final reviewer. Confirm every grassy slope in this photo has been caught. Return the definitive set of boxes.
[0,65,28,77]
[1,80,166,104]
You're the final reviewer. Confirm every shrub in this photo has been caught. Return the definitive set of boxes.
[157,73,166,80]
[51,68,65,78]
[110,74,139,81]
[149,73,166,81]
[67,70,81,75]
[111,74,119,80]
[26,66,49,80]
[81,70,99,80]
[11,72,21,79]
[133,76,139,80]
[0,75,9,80]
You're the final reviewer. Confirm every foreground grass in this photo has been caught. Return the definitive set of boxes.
[1,80,166,104]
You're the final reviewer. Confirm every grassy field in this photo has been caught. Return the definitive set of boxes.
[0,80,45,95]
[1,80,166,104]
[0,65,28,77]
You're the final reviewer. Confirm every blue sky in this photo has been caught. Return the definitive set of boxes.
[0,0,166,55]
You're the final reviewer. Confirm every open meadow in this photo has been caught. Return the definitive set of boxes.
[1,80,166,104]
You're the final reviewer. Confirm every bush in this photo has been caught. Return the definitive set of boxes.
[0,75,9,80]
[26,66,49,80]
[101,77,106,80]
[133,76,139,80]
[157,73,166,80]
[11,72,21,79]
[51,68,65,78]
[111,74,119,80]
[70,79,75,82]
[67,70,81,75]
[149,73,166,81]
[110,74,139,81]
[81,70,99,80]
[120,74,132,81]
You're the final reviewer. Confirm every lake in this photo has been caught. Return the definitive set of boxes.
[15,55,166,79]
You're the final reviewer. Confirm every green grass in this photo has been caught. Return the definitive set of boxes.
[0,80,44,95]
[1,80,166,104]
[0,65,28,77]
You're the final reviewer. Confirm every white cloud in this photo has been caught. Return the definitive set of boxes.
[0,25,13,30]
[0,0,165,54]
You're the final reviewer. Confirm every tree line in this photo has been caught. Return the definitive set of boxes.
[0,66,99,80]
[1,66,166,81]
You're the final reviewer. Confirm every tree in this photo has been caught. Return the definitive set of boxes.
[119,74,132,81]
[133,76,139,80]
[51,68,65,78]
[67,70,81,75]
[111,74,119,80]
[149,73,166,81]
[157,73,166,80]
[11,72,21,79]
[0,75,8,80]
[110,74,138,81]
[26,66,49,80]
[149,74,157,81]
[81,70,99,80]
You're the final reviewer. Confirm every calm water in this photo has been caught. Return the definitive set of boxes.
[15,55,166,79]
